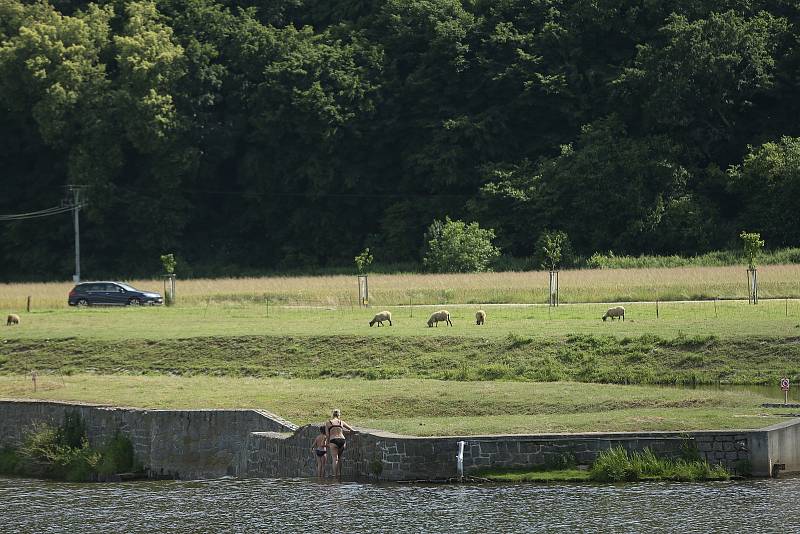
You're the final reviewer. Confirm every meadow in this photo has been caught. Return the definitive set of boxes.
[3,269,800,435]
[0,375,787,435]
[3,263,800,309]
[2,299,799,341]
[2,301,800,386]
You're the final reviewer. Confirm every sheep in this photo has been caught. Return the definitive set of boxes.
[369,311,392,327]
[427,310,452,327]
[6,314,20,326]
[475,310,486,325]
[602,306,625,322]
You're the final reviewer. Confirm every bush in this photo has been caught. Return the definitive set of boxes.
[97,432,136,475]
[423,217,501,273]
[2,415,138,482]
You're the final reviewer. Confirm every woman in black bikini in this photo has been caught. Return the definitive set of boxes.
[325,409,353,478]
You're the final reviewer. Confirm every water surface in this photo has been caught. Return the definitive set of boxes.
[2,476,797,533]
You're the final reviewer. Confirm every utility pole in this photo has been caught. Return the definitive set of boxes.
[62,186,86,283]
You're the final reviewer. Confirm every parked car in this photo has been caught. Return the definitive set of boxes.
[68,281,163,307]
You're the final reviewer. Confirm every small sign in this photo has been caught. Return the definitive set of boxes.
[780,378,790,391]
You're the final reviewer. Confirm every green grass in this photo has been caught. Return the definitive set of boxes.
[1,299,798,435]
[0,375,788,434]
[3,326,800,385]
[585,248,800,269]
[589,446,730,482]
[477,468,592,482]
[2,300,800,341]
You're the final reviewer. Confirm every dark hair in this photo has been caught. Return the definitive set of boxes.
[319,426,326,434]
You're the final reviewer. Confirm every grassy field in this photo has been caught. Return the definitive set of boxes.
[2,299,800,340]
[2,302,800,385]
[2,278,799,435]
[3,263,800,308]
[0,375,787,435]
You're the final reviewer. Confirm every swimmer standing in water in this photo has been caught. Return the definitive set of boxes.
[311,426,328,478]
[325,409,353,478]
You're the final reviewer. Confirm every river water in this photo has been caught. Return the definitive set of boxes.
[2,476,798,533]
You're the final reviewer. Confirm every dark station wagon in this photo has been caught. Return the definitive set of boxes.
[68,281,163,307]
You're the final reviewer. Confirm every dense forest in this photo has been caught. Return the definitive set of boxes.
[1,0,799,279]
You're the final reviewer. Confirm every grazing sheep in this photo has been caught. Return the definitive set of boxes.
[6,314,20,326]
[475,310,486,325]
[427,310,453,327]
[602,306,625,322]
[369,311,392,327]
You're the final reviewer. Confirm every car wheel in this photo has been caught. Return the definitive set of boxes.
[128,298,142,306]
[76,298,89,307]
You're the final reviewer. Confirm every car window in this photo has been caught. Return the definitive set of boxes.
[86,284,104,292]
[106,283,123,292]
[118,283,137,292]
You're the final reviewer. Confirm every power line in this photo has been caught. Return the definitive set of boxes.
[0,204,84,221]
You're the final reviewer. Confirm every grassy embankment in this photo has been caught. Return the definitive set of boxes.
[0,375,787,435]
[2,273,800,435]
[3,263,800,309]
[2,302,799,384]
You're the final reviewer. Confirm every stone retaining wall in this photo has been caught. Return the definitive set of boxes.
[2,400,798,481]
[0,400,296,479]
[242,426,761,481]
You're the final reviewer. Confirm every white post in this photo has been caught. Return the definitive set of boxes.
[456,440,465,480]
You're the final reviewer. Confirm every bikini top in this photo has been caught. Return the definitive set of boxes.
[327,420,343,431]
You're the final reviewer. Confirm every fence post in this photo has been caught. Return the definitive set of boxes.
[26,296,31,313]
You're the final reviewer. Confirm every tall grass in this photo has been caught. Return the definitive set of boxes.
[586,248,800,269]
[3,263,800,309]
[589,446,730,482]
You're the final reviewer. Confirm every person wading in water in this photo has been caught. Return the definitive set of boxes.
[325,409,353,478]
[311,426,328,478]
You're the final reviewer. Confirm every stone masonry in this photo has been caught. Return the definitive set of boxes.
[2,400,798,481]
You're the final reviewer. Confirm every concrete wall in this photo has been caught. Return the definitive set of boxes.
[243,426,759,481]
[2,400,798,481]
[0,400,296,479]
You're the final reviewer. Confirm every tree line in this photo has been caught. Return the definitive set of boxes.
[1,0,798,279]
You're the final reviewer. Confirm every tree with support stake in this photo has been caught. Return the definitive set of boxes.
[161,253,177,306]
[539,231,569,307]
[355,248,373,307]
[740,231,764,304]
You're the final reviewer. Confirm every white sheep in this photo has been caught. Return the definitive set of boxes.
[602,306,625,321]
[475,310,486,325]
[6,314,20,326]
[369,311,392,327]
[427,310,452,327]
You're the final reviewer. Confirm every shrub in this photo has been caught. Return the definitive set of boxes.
[16,423,100,481]
[98,432,136,475]
[423,217,501,273]
[57,410,87,449]
[4,416,137,482]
